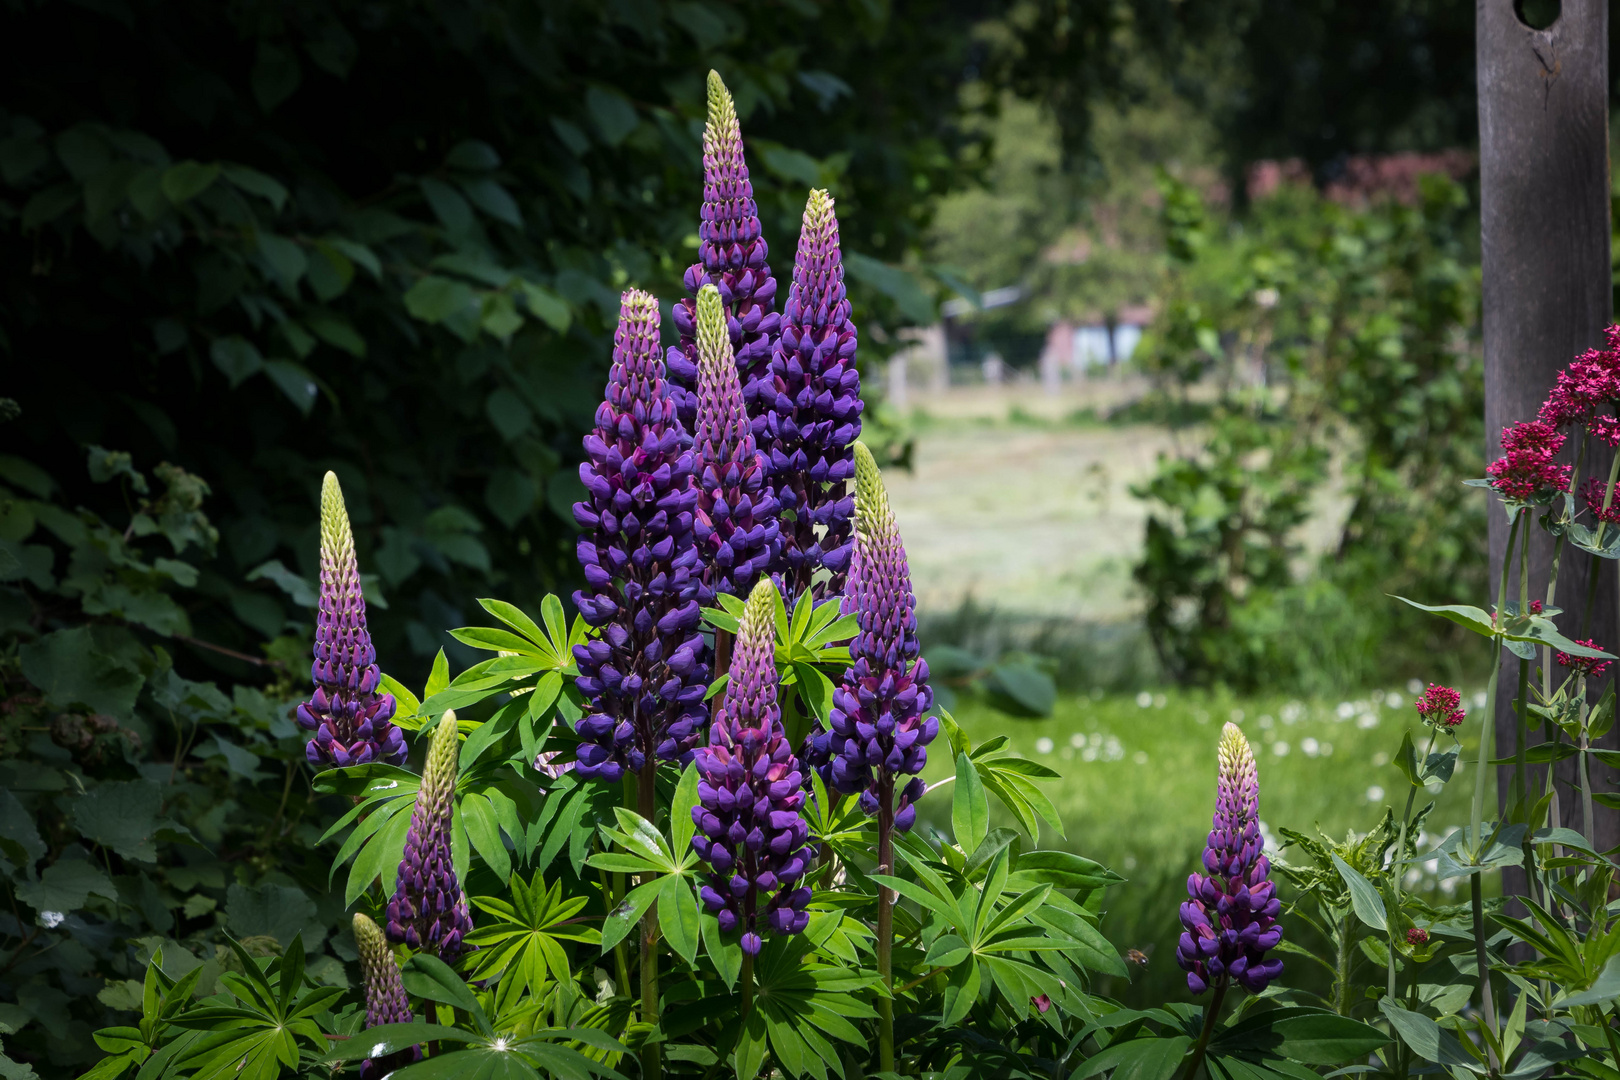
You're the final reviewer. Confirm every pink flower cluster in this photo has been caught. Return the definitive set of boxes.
[1539,327,1620,445]
[1484,421,1569,502]
[1555,640,1611,680]
[1406,927,1429,947]
[1413,684,1464,728]
[1582,477,1620,524]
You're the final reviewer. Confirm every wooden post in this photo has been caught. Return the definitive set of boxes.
[1478,0,1616,863]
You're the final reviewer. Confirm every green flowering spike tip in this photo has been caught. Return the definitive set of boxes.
[851,441,895,541]
[706,70,739,147]
[320,471,355,569]
[354,913,417,1074]
[695,284,732,375]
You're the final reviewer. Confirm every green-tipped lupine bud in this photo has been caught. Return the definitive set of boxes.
[692,284,780,603]
[385,712,474,962]
[354,912,419,1078]
[818,442,935,828]
[297,472,405,768]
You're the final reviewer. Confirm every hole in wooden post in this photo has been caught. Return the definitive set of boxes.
[1514,0,1560,29]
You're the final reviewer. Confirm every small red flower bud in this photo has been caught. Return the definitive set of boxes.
[1406,927,1430,946]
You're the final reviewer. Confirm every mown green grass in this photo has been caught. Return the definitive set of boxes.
[916,687,1486,1005]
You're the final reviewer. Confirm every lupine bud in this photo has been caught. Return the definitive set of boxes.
[572,290,710,781]
[693,284,780,603]
[1176,723,1283,995]
[296,472,406,769]
[819,443,936,829]
[353,912,420,1079]
[386,712,474,963]
[767,188,862,599]
[691,579,814,954]
[667,71,781,431]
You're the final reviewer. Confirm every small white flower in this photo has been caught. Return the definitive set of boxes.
[1153,694,1166,709]
[40,911,65,929]
[1272,741,1289,757]
[1069,733,1085,748]
[1136,691,1153,708]
[1035,737,1054,755]
[1407,678,1425,696]
[1386,691,1405,709]
[1133,751,1149,764]
[1258,714,1274,730]
[1366,785,1385,803]
[1357,714,1379,729]
[1336,702,1356,719]
[1301,737,1319,757]
[1229,708,1245,722]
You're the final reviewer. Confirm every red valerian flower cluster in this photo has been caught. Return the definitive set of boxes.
[1582,477,1620,524]
[1484,421,1570,502]
[1406,927,1430,947]
[1539,326,1620,445]
[1413,684,1465,729]
[1556,640,1612,679]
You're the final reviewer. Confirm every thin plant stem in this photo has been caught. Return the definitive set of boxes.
[876,774,896,1074]
[714,628,734,682]
[1178,979,1228,1080]
[1470,873,1500,1053]
[1471,510,1519,849]
[637,762,662,1080]
[739,952,754,1029]
[1387,728,1439,999]
[1578,676,1596,851]
[1514,519,1532,805]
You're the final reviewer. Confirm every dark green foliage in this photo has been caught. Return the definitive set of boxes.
[1131,174,1484,691]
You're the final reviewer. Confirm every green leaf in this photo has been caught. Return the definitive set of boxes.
[657,878,700,966]
[320,1023,472,1062]
[585,86,638,146]
[1377,1000,1484,1073]
[160,161,219,204]
[951,753,988,855]
[14,858,117,915]
[671,764,699,861]
[461,794,512,882]
[263,360,319,416]
[405,276,477,324]
[844,251,936,324]
[306,312,366,357]
[1076,1036,1191,1080]
[940,958,980,1027]
[984,661,1056,717]
[71,780,165,862]
[19,626,143,717]
[1330,854,1386,931]
[1213,1008,1391,1065]
[222,165,288,212]
[518,283,571,333]
[209,336,265,388]
[226,883,317,948]
[1556,955,1620,1008]
[1390,597,1495,638]
[600,880,661,954]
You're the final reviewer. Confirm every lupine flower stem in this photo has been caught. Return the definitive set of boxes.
[1178,980,1228,1080]
[876,776,895,1074]
[637,763,662,1080]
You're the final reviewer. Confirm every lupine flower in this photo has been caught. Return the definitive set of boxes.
[572,290,709,781]
[296,472,406,769]
[820,442,937,831]
[692,283,780,604]
[667,71,780,431]
[386,711,474,963]
[1177,723,1283,995]
[1485,420,1570,502]
[1556,640,1612,679]
[690,578,814,955]
[765,189,863,598]
[1581,477,1620,524]
[1539,328,1620,444]
[1406,927,1430,947]
[353,912,420,1080]
[1413,684,1465,729]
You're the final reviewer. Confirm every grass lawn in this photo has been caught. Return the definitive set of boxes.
[916,686,1486,1005]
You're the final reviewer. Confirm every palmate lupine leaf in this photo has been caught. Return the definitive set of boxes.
[82,947,205,1080]
[465,871,601,1007]
[873,847,1095,1027]
[735,933,884,1080]
[585,766,704,964]
[169,936,343,1080]
[702,587,856,728]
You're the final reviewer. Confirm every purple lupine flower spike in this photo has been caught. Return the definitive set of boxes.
[296,472,406,769]
[821,442,937,829]
[691,578,814,955]
[572,290,709,781]
[353,912,420,1079]
[386,711,474,964]
[767,188,862,600]
[1177,723,1283,995]
[694,283,781,603]
[667,70,781,432]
